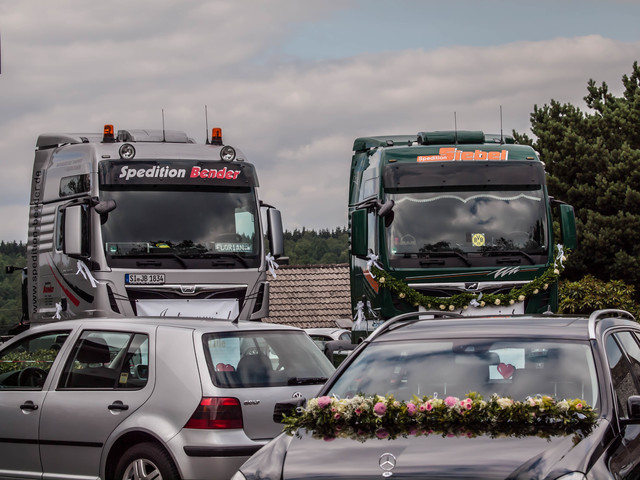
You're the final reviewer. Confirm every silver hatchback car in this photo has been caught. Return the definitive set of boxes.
[0,317,334,480]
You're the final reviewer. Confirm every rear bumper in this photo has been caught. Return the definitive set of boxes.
[167,430,267,480]
[183,444,262,457]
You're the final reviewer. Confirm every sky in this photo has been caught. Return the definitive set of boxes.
[0,0,639,242]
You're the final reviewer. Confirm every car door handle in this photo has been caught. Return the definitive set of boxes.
[20,401,39,411]
[108,401,129,411]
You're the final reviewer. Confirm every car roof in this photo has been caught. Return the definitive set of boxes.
[22,317,303,335]
[367,311,638,344]
[304,328,349,335]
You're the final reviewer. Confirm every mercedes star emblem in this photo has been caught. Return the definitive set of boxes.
[379,452,396,477]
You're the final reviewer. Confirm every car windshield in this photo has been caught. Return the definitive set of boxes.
[386,188,548,267]
[328,338,598,408]
[203,330,335,388]
[99,186,260,267]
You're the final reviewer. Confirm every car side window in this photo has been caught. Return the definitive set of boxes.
[0,331,69,389]
[605,334,640,418]
[615,332,640,382]
[339,332,352,341]
[59,331,149,390]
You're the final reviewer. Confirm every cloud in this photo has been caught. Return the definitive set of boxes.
[0,2,638,240]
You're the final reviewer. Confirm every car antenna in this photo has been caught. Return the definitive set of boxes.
[454,111,458,145]
[162,109,166,142]
[204,105,210,144]
[500,105,504,144]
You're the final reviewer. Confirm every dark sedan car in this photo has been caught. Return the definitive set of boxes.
[233,309,640,480]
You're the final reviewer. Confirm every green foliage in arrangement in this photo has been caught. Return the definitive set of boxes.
[559,275,638,319]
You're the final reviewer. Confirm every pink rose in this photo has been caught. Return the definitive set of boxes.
[425,402,433,412]
[376,428,389,439]
[444,396,459,408]
[406,403,417,416]
[374,402,387,417]
[334,413,341,420]
[317,396,332,408]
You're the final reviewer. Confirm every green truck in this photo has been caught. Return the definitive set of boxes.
[348,130,576,338]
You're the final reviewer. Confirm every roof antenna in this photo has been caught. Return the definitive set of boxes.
[454,112,458,145]
[204,105,210,144]
[499,105,504,144]
[162,109,166,142]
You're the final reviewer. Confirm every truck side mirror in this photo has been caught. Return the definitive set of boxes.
[94,199,116,215]
[267,209,284,258]
[559,204,577,250]
[377,200,394,227]
[377,199,394,218]
[350,208,368,258]
[64,205,88,257]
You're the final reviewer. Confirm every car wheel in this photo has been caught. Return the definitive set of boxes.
[114,443,179,480]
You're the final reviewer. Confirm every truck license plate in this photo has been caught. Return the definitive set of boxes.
[125,273,165,285]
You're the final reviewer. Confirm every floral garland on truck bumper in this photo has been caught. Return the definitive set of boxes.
[369,245,567,311]
[282,392,596,440]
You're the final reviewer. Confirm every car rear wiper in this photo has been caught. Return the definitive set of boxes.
[287,376,328,385]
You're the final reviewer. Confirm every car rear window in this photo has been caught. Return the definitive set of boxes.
[203,330,335,388]
[328,338,599,407]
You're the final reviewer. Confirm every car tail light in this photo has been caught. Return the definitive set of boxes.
[184,397,243,429]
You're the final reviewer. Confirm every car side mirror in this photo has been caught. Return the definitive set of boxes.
[627,395,640,421]
[273,397,306,423]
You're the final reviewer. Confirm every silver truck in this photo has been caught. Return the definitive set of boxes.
[21,124,283,326]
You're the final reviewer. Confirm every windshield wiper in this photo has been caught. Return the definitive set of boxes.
[204,252,249,268]
[287,376,328,385]
[149,253,188,268]
[419,250,471,267]
[482,249,536,265]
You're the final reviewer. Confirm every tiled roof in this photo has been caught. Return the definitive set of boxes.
[263,264,352,329]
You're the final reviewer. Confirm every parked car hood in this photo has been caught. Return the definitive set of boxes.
[281,422,607,480]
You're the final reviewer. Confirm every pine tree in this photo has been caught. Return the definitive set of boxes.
[518,62,640,289]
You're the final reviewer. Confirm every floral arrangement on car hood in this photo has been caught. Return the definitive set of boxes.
[282,392,597,440]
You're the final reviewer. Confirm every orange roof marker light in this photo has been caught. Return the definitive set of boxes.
[211,128,223,146]
[103,124,115,143]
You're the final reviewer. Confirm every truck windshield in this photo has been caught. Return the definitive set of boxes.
[99,185,260,267]
[386,187,548,268]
